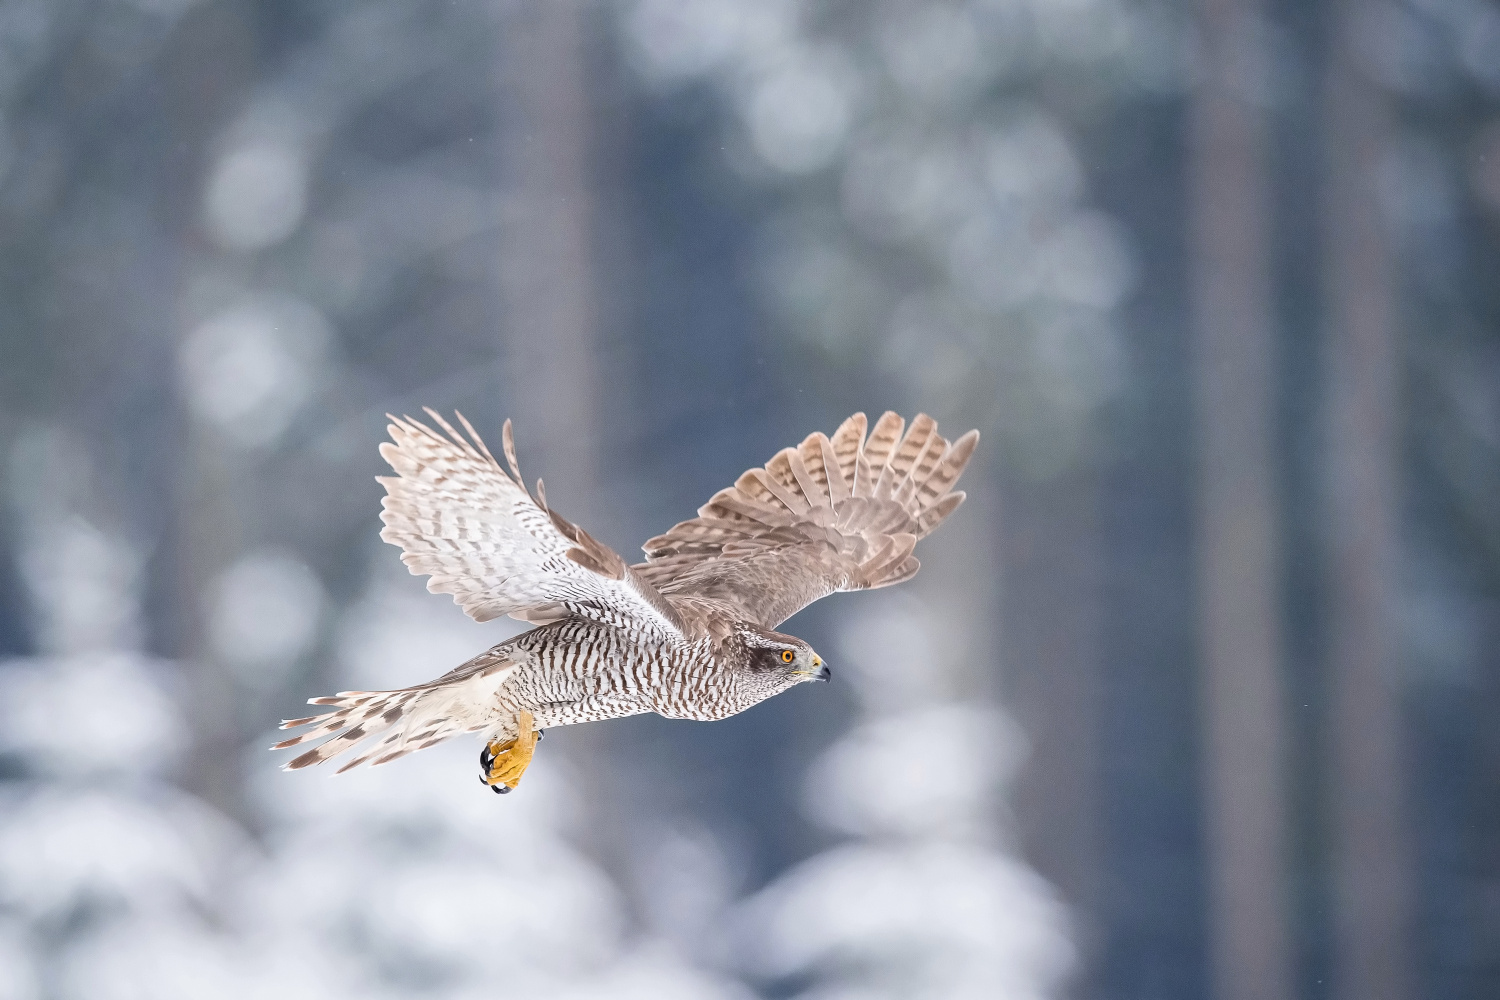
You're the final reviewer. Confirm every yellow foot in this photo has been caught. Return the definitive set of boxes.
[480,710,540,794]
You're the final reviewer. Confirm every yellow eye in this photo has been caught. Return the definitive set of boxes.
[781,649,794,663]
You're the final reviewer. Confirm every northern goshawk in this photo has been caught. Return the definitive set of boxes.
[275,410,978,792]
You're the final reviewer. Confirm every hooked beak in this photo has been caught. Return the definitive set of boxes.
[794,656,830,682]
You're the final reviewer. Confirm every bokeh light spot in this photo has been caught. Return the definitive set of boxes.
[203,144,307,252]
[209,549,325,686]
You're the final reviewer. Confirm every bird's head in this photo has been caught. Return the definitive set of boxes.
[736,625,830,684]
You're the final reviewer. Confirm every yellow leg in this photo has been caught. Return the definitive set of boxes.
[481,710,540,791]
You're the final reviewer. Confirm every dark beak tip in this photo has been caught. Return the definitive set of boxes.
[817,665,832,682]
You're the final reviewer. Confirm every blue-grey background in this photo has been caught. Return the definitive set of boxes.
[0,1,1496,998]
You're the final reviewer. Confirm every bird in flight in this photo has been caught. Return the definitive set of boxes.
[274,410,978,793]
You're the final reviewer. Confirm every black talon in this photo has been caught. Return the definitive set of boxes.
[536,729,544,741]
[492,783,510,794]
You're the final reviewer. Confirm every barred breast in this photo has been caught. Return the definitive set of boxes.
[499,618,765,728]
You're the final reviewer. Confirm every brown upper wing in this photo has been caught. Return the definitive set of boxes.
[634,412,978,628]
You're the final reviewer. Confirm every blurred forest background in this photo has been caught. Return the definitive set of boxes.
[1,0,1498,998]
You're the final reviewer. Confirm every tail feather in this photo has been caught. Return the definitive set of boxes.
[335,714,470,772]
[272,650,518,772]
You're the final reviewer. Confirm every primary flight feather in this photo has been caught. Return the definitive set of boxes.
[274,410,978,792]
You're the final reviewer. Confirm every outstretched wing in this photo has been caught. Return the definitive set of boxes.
[634,412,978,628]
[379,410,690,638]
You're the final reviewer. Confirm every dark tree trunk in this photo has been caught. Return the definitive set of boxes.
[1323,2,1413,998]
[1189,2,1293,998]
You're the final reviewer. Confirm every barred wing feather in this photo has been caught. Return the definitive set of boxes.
[636,411,978,628]
[379,410,689,639]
